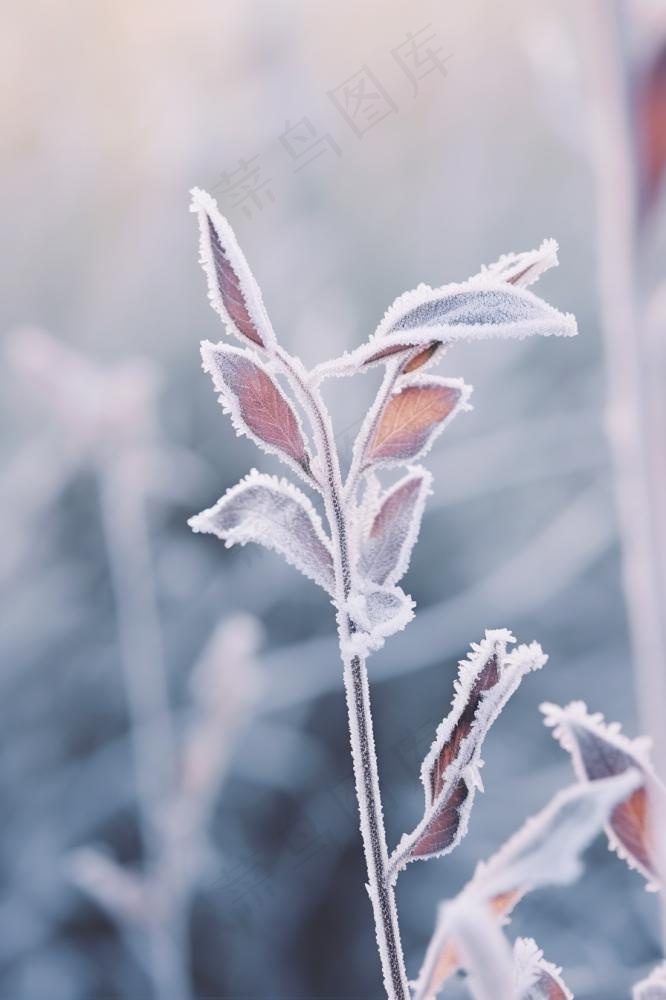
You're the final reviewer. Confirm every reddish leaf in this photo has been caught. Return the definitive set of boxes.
[189,471,334,592]
[513,938,573,1000]
[636,45,666,219]
[191,188,275,349]
[358,469,431,586]
[542,701,664,883]
[364,376,470,469]
[402,342,442,373]
[202,343,312,479]
[388,631,546,880]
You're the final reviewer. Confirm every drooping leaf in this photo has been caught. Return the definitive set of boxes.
[413,772,641,999]
[636,44,666,219]
[358,467,432,586]
[189,470,334,592]
[344,583,415,658]
[389,630,546,881]
[201,342,313,481]
[633,962,666,1000]
[475,770,642,902]
[512,938,573,1000]
[312,262,577,380]
[362,375,471,470]
[191,188,277,349]
[542,700,664,884]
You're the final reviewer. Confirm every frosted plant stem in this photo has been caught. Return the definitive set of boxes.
[275,349,409,999]
[99,460,191,1000]
[342,651,409,1000]
[585,0,666,947]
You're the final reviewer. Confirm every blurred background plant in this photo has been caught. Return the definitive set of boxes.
[1,1,665,998]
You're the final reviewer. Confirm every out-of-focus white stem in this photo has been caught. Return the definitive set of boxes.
[99,458,191,1000]
[584,0,666,947]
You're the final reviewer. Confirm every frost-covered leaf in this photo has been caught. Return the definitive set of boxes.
[201,341,313,481]
[512,937,573,1000]
[189,470,334,592]
[412,892,522,1000]
[313,264,577,380]
[430,896,514,1000]
[362,375,471,470]
[358,468,432,586]
[481,239,560,289]
[413,772,641,999]
[191,188,276,349]
[344,583,415,658]
[634,962,666,1000]
[472,770,642,902]
[636,44,666,218]
[389,631,546,881]
[542,701,664,884]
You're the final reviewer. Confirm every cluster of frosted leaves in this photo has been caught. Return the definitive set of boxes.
[512,937,573,1000]
[188,189,577,656]
[412,770,641,999]
[542,700,665,886]
[389,630,546,883]
[634,963,666,1000]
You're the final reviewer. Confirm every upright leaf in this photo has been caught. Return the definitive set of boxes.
[362,375,471,470]
[201,342,313,481]
[189,470,334,592]
[512,938,573,1000]
[389,631,546,881]
[191,187,276,349]
[634,963,666,1000]
[413,771,641,1000]
[542,701,664,884]
[482,238,560,288]
[358,467,432,586]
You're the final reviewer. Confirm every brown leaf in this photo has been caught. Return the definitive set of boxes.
[364,376,469,468]
[359,469,431,586]
[513,938,573,1000]
[202,343,311,477]
[542,701,663,883]
[636,44,666,219]
[402,342,442,373]
[389,632,546,880]
[192,188,275,348]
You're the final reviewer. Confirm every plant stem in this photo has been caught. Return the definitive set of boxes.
[276,349,410,999]
[100,458,191,1000]
[343,652,410,1000]
[585,0,666,947]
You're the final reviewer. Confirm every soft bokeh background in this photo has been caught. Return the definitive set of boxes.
[2,2,665,998]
